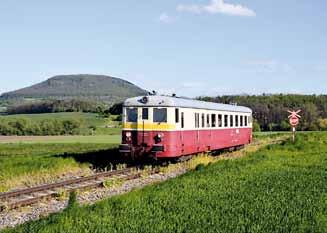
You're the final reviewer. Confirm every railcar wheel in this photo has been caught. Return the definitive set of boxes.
[173,155,193,163]
[236,145,245,150]
[228,147,235,152]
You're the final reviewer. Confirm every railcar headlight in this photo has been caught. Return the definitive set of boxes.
[124,132,132,142]
[155,133,164,143]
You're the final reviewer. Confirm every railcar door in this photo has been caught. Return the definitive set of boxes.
[180,112,185,154]
[126,107,138,146]
[195,113,200,152]
[140,107,149,146]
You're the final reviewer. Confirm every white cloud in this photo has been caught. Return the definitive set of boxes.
[177,0,256,17]
[158,12,176,23]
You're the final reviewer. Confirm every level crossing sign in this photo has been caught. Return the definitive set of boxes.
[287,110,301,142]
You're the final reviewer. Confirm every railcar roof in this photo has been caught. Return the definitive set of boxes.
[124,96,252,113]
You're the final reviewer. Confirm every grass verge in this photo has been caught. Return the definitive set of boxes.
[0,143,119,192]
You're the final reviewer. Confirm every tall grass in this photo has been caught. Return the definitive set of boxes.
[5,132,327,232]
[0,143,117,192]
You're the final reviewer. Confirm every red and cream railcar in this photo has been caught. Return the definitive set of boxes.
[119,95,252,160]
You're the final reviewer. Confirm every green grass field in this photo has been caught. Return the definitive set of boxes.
[4,132,327,232]
[0,141,120,192]
[0,112,122,191]
[0,135,120,144]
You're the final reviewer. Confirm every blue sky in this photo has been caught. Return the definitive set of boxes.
[0,0,326,97]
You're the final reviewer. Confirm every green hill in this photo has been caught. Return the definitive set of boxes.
[0,74,147,104]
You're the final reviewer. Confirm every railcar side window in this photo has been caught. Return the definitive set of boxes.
[230,115,234,127]
[153,108,167,123]
[211,114,216,127]
[127,108,138,122]
[195,113,200,128]
[142,108,148,120]
[175,108,179,123]
[245,116,248,126]
[201,114,205,128]
[235,115,239,127]
[207,114,210,127]
[194,113,196,128]
[224,115,228,127]
[218,114,222,127]
[181,112,184,128]
[240,115,243,127]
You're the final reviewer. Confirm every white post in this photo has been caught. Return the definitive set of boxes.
[292,127,295,142]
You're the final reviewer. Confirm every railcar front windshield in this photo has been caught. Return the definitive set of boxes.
[126,108,138,122]
[153,108,167,123]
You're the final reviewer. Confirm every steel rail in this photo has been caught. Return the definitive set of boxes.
[0,167,154,210]
[0,168,133,200]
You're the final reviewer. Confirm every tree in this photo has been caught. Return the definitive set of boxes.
[0,121,17,135]
[62,119,82,135]
[318,118,327,131]
[197,94,327,131]
[301,103,319,131]
[253,120,261,132]
[280,120,290,131]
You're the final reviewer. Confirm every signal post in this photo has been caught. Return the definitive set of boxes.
[287,110,301,142]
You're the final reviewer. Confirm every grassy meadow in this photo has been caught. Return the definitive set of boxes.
[0,143,121,192]
[3,132,327,232]
[0,135,120,144]
[0,112,122,192]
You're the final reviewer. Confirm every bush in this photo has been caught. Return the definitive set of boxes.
[280,120,291,131]
[0,118,84,136]
[62,119,82,134]
[108,102,123,115]
[0,121,18,135]
[114,114,122,121]
[318,118,327,131]
[253,120,261,132]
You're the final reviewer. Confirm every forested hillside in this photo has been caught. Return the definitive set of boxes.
[0,74,147,105]
[199,94,327,131]
[6,99,104,115]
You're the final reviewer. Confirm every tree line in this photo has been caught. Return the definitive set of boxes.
[198,94,327,131]
[3,94,327,132]
[0,118,85,136]
[6,99,106,115]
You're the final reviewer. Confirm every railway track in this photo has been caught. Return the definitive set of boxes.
[0,167,155,211]
[0,138,285,212]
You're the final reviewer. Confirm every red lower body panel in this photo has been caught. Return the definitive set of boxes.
[120,128,252,159]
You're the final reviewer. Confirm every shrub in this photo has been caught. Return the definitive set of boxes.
[253,120,261,132]
[318,118,327,131]
[0,118,84,136]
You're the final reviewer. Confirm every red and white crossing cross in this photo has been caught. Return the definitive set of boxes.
[287,110,301,127]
